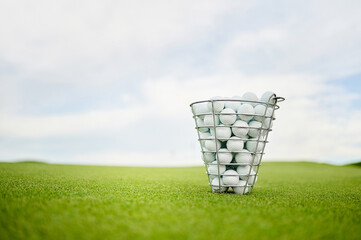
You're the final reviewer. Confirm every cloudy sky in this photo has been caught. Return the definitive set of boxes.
[1,0,360,166]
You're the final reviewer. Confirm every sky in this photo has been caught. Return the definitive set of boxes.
[0,0,361,166]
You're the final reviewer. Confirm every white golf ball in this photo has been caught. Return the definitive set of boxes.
[248,121,263,138]
[231,120,249,137]
[254,105,273,122]
[211,177,227,192]
[222,170,239,185]
[236,165,251,176]
[209,174,217,181]
[226,136,244,152]
[204,115,220,127]
[208,161,226,175]
[241,169,258,185]
[199,131,211,138]
[196,118,208,133]
[252,153,261,165]
[224,96,241,111]
[199,132,211,147]
[204,137,221,152]
[212,125,231,141]
[246,138,265,153]
[237,104,255,122]
[241,92,258,106]
[235,149,253,163]
[232,180,249,194]
[202,151,214,163]
[207,96,225,113]
[262,117,273,129]
[220,108,237,125]
[260,91,276,104]
[216,148,233,164]
[192,102,210,119]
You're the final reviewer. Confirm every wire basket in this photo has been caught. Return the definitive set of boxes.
[190,94,285,195]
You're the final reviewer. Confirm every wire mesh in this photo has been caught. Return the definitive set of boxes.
[190,94,285,195]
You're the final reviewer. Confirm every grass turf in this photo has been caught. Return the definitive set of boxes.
[0,162,360,240]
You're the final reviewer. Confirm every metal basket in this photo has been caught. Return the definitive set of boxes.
[190,94,285,195]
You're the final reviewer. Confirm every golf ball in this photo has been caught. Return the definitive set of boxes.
[237,104,255,122]
[224,96,241,111]
[199,132,211,147]
[211,177,227,193]
[209,174,217,181]
[204,114,220,127]
[241,92,258,106]
[226,136,244,152]
[235,149,253,163]
[222,170,239,185]
[196,118,208,133]
[260,91,276,104]
[262,117,273,129]
[231,120,249,137]
[208,161,226,175]
[254,105,273,122]
[252,153,261,165]
[241,169,258,185]
[246,138,264,153]
[220,108,237,125]
[212,125,232,141]
[216,148,233,164]
[236,165,251,176]
[192,102,210,118]
[207,96,225,113]
[232,180,249,194]
[204,137,221,151]
[248,121,263,138]
[202,151,215,163]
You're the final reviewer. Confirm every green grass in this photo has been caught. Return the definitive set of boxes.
[0,162,360,240]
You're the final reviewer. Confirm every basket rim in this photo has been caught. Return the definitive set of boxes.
[189,96,285,107]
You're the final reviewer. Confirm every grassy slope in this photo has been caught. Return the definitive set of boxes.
[0,162,360,240]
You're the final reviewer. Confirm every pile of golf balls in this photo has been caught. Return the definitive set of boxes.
[192,91,278,195]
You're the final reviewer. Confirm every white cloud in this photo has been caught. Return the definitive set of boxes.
[0,0,245,84]
[0,106,147,137]
[216,1,361,77]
